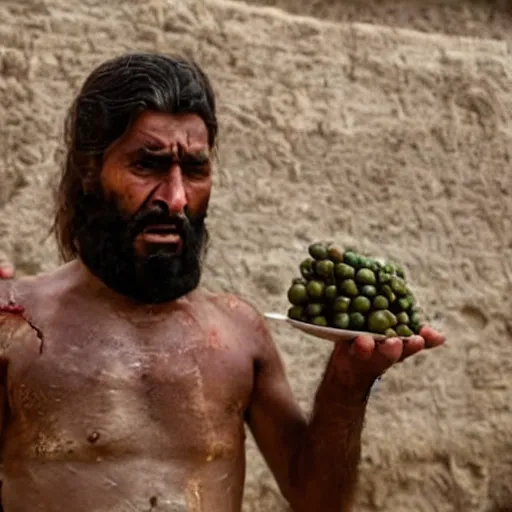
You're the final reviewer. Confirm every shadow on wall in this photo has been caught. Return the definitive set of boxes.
[236,0,512,39]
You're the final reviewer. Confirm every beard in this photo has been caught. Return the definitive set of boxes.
[75,194,208,304]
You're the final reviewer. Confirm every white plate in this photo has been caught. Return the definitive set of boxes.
[264,312,407,343]
[263,312,386,394]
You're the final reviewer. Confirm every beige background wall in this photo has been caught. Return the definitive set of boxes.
[1,0,511,511]
[239,0,512,39]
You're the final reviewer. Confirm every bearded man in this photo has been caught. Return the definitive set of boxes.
[0,52,444,512]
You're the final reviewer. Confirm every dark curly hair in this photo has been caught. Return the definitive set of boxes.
[52,52,218,262]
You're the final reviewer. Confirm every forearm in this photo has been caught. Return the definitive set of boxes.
[287,352,374,512]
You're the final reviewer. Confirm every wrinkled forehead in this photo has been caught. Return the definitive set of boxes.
[108,110,211,157]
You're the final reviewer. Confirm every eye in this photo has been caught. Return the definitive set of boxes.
[182,158,211,178]
[132,157,160,173]
[185,164,211,179]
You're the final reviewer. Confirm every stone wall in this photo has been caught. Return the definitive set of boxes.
[0,0,511,511]
[238,0,512,39]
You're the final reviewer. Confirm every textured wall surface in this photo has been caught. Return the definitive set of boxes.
[1,0,511,511]
[239,0,512,39]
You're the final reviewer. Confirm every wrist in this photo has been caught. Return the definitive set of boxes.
[318,361,377,407]
[328,347,380,403]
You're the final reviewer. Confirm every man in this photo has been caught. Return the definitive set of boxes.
[0,52,444,512]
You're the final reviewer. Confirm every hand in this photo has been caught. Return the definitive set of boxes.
[0,252,14,279]
[331,325,445,397]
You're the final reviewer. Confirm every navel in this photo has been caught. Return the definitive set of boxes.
[87,431,100,444]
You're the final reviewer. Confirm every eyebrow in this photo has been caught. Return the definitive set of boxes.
[134,146,211,162]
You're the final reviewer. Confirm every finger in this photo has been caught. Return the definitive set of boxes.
[376,336,403,363]
[349,335,375,360]
[399,335,425,361]
[0,263,14,279]
[419,325,445,348]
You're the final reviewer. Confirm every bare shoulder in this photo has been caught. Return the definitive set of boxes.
[0,278,13,307]
[0,274,49,312]
[205,291,264,329]
[203,291,278,359]
[0,262,76,320]
[0,262,82,354]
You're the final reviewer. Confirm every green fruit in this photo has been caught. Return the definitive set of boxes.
[288,284,308,305]
[352,296,371,314]
[333,313,350,329]
[292,277,307,286]
[358,257,372,269]
[378,271,392,285]
[383,310,398,327]
[355,268,376,286]
[306,303,325,317]
[373,295,389,310]
[339,279,359,297]
[385,328,398,338]
[316,259,335,278]
[410,312,422,325]
[367,260,381,273]
[349,312,366,330]
[361,285,377,298]
[327,246,344,263]
[309,243,329,260]
[381,284,396,303]
[332,296,351,313]
[396,324,414,337]
[383,263,395,274]
[335,263,355,280]
[372,260,382,272]
[306,280,325,300]
[288,306,305,320]
[367,310,391,334]
[391,276,407,296]
[312,316,328,327]
[343,251,360,267]
[397,296,414,311]
[300,258,315,280]
[395,265,406,279]
[396,312,410,325]
[325,285,338,301]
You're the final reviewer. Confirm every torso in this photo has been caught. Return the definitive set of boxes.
[0,262,262,512]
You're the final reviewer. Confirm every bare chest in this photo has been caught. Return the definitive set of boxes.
[3,308,255,464]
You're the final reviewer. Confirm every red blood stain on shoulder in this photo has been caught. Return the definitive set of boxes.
[0,302,44,353]
[0,303,25,315]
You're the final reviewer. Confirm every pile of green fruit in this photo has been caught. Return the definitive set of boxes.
[287,242,424,337]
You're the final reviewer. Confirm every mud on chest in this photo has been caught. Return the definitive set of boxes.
[4,332,254,462]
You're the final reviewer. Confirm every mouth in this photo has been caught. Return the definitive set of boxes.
[139,224,183,249]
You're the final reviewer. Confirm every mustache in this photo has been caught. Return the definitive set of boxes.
[130,207,188,235]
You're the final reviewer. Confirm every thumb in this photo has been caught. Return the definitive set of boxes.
[0,252,14,279]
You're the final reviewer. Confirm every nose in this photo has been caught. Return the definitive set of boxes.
[151,165,187,215]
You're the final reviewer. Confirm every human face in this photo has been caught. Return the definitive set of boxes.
[101,110,213,256]
[76,111,213,304]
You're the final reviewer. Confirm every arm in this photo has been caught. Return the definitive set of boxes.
[246,320,367,512]
[0,313,10,512]
[245,310,445,512]
[0,374,5,512]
